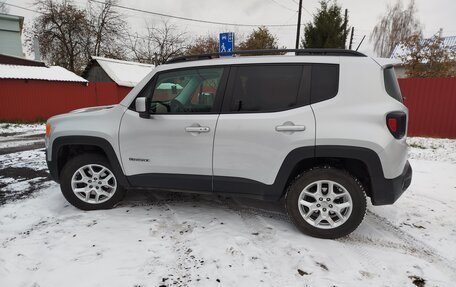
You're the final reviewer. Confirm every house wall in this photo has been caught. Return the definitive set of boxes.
[0,15,23,57]
[84,62,115,83]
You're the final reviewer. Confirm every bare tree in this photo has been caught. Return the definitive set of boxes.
[238,26,279,50]
[186,34,219,55]
[399,33,456,78]
[31,0,90,74]
[128,20,187,65]
[28,0,128,74]
[0,1,9,13]
[87,0,127,59]
[371,0,422,57]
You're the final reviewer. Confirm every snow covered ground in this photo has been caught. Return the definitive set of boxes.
[0,123,45,154]
[0,127,455,287]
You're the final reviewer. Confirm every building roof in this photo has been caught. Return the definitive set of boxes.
[391,36,456,58]
[83,56,154,87]
[0,54,46,67]
[0,64,88,82]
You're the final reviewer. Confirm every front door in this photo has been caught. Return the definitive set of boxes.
[119,66,228,191]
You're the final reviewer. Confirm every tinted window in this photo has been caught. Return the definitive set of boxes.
[231,65,303,112]
[384,67,403,103]
[310,64,339,104]
[139,67,224,114]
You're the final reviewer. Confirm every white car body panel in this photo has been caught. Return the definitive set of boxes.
[119,110,218,176]
[213,106,315,184]
[312,57,408,179]
[46,105,126,166]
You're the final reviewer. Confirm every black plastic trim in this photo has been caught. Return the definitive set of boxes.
[128,173,212,192]
[48,139,412,205]
[124,145,411,205]
[125,146,315,201]
[47,136,130,188]
[315,146,411,205]
[166,49,367,64]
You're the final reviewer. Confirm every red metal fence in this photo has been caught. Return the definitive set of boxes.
[399,78,456,139]
[0,80,131,122]
[1,78,455,138]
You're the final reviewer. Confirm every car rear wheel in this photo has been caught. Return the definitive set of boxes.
[60,154,126,210]
[286,167,366,239]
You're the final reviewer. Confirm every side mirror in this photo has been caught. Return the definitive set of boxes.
[136,97,151,119]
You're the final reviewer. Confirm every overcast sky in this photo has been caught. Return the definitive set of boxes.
[5,0,456,57]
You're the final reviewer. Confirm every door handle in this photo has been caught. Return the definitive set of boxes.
[275,122,306,132]
[185,126,210,133]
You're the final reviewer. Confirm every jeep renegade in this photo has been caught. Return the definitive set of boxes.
[45,49,412,239]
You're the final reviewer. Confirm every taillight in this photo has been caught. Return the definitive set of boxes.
[386,112,406,139]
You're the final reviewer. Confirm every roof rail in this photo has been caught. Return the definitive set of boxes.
[165,48,366,64]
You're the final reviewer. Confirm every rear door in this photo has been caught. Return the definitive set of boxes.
[119,66,228,191]
[212,64,316,198]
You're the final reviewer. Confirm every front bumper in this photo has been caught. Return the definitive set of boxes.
[46,150,60,183]
[370,160,412,205]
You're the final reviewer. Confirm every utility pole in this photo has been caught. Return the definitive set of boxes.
[295,0,303,49]
[343,9,348,49]
[349,27,354,50]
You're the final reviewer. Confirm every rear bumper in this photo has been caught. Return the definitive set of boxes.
[370,160,412,205]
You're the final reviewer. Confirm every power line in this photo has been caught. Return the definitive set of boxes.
[4,3,43,14]
[289,0,313,17]
[7,0,312,29]
[269,0,297,12]
[88,0,302,28]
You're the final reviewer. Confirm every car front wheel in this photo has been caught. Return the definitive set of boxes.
[60,154,126,210]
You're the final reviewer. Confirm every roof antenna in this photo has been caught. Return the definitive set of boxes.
[356,35,366,51]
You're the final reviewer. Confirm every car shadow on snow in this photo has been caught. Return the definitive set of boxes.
[119,188,289,219]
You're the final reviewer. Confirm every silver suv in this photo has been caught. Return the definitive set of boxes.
[45,49,412,239]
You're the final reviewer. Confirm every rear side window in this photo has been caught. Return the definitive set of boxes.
[230,65,303,112]
[384,67,403,103]
[310,64,339,104]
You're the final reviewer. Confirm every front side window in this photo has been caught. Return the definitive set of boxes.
[141,67,224,114]
[230,65,303,112]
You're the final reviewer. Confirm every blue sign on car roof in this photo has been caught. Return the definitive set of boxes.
[219,32,234,57]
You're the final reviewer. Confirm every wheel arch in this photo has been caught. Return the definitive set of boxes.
[48,136,130,188]
[276,145,384,202]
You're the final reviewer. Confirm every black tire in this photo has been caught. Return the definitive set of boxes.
[60,153,126,210]
[285,167,366,239]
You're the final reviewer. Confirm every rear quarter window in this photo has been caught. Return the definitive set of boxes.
[310,64,339,104]
[384,67,403,103]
